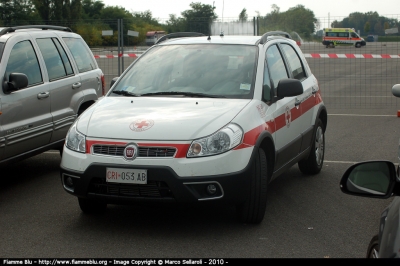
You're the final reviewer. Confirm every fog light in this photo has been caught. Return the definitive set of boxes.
[65,176,74,187]
[206,184,217,195]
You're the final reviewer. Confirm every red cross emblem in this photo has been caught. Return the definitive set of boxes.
[130,119,154,132]
[135,121,149,128]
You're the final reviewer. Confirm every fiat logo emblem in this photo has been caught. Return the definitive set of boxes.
[124,144,138,160]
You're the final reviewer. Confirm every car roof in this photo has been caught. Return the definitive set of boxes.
[158,35,262,46]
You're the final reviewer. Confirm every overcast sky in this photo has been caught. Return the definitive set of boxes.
[101,0,400,21]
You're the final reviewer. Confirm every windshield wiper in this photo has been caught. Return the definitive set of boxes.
[139,91,226,98]
[112,90,140,97]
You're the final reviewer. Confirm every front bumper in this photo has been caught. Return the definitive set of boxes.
[60,148,257,205]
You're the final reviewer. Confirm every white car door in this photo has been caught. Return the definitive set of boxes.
[265,44,303,171]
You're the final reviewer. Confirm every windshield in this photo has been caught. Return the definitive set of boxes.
[112,44,257,99]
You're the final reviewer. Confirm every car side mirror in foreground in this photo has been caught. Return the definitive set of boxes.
[3,73,28,94]
[340,161,399,199]
[392,84,400,98]
[110,77,119,89]
[276,78,303,98]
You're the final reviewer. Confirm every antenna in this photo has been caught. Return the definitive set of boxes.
[220,0,224,36]
[209,1,215,40]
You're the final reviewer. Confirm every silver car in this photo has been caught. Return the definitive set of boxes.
[0,25,105,167]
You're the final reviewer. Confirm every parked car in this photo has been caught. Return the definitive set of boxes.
[366,35,375,42]
[339,84,400,258]
[60,31,327,224]
[0,25,105,167]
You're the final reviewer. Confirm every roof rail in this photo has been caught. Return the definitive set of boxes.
[259,31,293,44]
[0,25,73,36]
[155,32,205,44]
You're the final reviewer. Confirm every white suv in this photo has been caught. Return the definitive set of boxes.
[60,31,327,224]
[0,25,105,167]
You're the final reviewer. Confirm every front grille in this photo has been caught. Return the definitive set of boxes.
[93,145,125,156]
[92,145,176,157]
[139,147,176,157]
[88,178,174,198]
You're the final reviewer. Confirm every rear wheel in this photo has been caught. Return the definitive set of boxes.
[236,148,268,224]
[78,198,107,214]
[367,235,379,258]
[298,118,325,175]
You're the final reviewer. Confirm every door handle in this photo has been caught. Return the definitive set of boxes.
[72,82,82,89]
[312,87,318,94]
[37,92,49,99]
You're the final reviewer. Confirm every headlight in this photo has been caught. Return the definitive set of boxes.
[66,123,86,153]
[187,124,243,157]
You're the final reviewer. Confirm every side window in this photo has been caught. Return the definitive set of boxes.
[5,40,42,87]
[62,37,96,73]
[37,38,74,81]
[351,32,358,38]
[281,44,306,81]
[263,61,272,102]
[266,45,289,89]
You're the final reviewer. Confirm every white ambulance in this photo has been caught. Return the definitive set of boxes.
[322,28,366,48]
[60,31,327,224]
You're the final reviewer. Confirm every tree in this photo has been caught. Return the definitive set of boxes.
[259,4,316,38]
[181,2,217,34]
[364,21,370,34]
[32,0,80,22]
[165,13,186,33]
[239,8,247,22]
[1,0,40,25]
[82,0,104,19]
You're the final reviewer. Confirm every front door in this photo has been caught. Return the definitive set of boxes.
[1,39,52,160]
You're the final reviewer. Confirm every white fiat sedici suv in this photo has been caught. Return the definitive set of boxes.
[60,31,327,224]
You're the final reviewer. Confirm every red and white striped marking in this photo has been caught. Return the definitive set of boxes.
[93,53,400,59]
[93,53,142,59]
[304,53,400,59]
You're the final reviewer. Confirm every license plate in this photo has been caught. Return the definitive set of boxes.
[106,168,147,184]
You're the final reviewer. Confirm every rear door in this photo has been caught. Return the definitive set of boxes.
[1,36,52,160]
[279,42,315,154]
[62,37,103,104]
[34,33,82,144]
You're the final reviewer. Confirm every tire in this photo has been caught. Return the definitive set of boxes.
[355,42,361,48]
[366,235,379,258]
[236,148,268,224]
[298,118,325,175]
[78,198,107,214]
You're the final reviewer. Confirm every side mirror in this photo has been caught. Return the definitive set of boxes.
[110,77,119,89]
[276,79,303,98]
[3,73,29,94]
[392,84,400,98]
[339,161,398,198]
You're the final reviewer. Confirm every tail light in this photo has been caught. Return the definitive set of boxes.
[101,74,105,96]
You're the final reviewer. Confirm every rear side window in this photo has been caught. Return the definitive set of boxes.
[62,37,96,73]
[37,38,74,81]
[280,44,306,81]
[5,40,42,86]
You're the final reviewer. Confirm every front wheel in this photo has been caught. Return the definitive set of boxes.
[298,118,325,175]
[367,235,379,258]
[236,148,268,224]
[355,42,361,48]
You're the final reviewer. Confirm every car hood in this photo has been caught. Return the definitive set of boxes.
[77,97,251,140]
